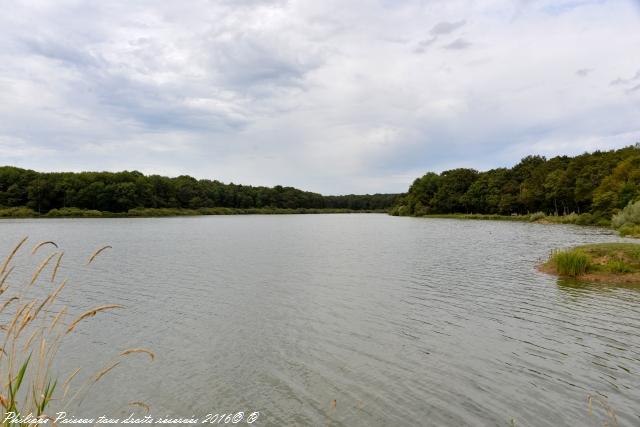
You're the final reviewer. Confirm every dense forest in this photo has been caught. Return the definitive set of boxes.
[392,144,640,220]
[0,167,398,214]
[3,144,639,220]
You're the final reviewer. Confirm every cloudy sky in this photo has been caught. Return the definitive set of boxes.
[1,0,639,194]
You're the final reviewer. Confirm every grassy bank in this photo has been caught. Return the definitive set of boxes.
[0,206,387,218]
[539,243,640,284]
[406,212,610,227]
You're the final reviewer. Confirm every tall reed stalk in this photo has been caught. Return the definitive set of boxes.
[0,238,153,425]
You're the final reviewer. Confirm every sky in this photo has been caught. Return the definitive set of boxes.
[0,0,639,195]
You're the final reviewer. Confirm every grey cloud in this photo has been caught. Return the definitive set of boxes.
[20,36,100,68]
[430,20,466,35]
[209,36,320,91]
[575,68,592,77]
[413,36,437,53]
[610,70,640,86]
[627,83,640,94]
[415,19,466,54]
[443,38,472,50]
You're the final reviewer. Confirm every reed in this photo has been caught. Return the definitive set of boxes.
[550,249,591,277]
[86,246,112,265]
[0,237,153,425]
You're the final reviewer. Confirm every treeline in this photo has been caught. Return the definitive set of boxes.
[393,144,640,219]
[0,167,398,214]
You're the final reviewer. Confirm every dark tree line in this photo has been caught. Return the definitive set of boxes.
[393,144,640,218]
[0,167,399,213]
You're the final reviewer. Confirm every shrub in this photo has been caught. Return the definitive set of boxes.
[413,203,429,216]
[551,249,591,277]
[529,211,546,222]
[46,207,103,217]
[574,213,595,226]
[560,212,580,224]
[541,212,583,224]
[389,205,410,216]
[612,199,640,229]
[0,207,37,217]
[618,224,640,237]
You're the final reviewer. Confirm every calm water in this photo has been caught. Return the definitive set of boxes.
[1,215,639,426]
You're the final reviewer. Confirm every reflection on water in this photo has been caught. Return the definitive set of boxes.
[0,215,638,426]
[557,276,640,293]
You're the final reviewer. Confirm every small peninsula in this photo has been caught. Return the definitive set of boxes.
[539,243,640,284]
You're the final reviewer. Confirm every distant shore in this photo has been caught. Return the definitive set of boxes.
[0,208,615,226]
[394,212,640,239]
[398,212,611,226]
[0,206,388,218]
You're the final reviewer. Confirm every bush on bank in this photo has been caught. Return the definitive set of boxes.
[612,200,640,237]
[0,206,37,217]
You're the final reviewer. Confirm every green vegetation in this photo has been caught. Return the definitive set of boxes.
[0,167,398,215]
[0,206,385,219]
[549,250,591,277]
[541,243,640,282]
[392,144,640,228]
[0,207,37,217]
[618,224,640,237]
[2,144,639,225]
[414,211,610,226]
[611,199,640,237]
[422,213,528,221]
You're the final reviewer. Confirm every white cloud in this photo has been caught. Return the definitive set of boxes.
[0,0,638,194]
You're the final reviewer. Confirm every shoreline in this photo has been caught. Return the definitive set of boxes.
[399,212,640,238]
[0,207,389,219]
[399,212,611,227]
[0,209,620,229]
[538,263,640,285]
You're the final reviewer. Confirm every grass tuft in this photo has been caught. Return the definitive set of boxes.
[550,249,591,277]
[605,260,633,274]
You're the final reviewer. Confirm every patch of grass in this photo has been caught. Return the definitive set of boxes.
[541,243,640,283]
[618,224,640,237]
[550,249,591,277]
[605,259,634,274]
[577,243,640,261]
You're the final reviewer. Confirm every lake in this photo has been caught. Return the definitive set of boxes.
[1,214,638,426]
